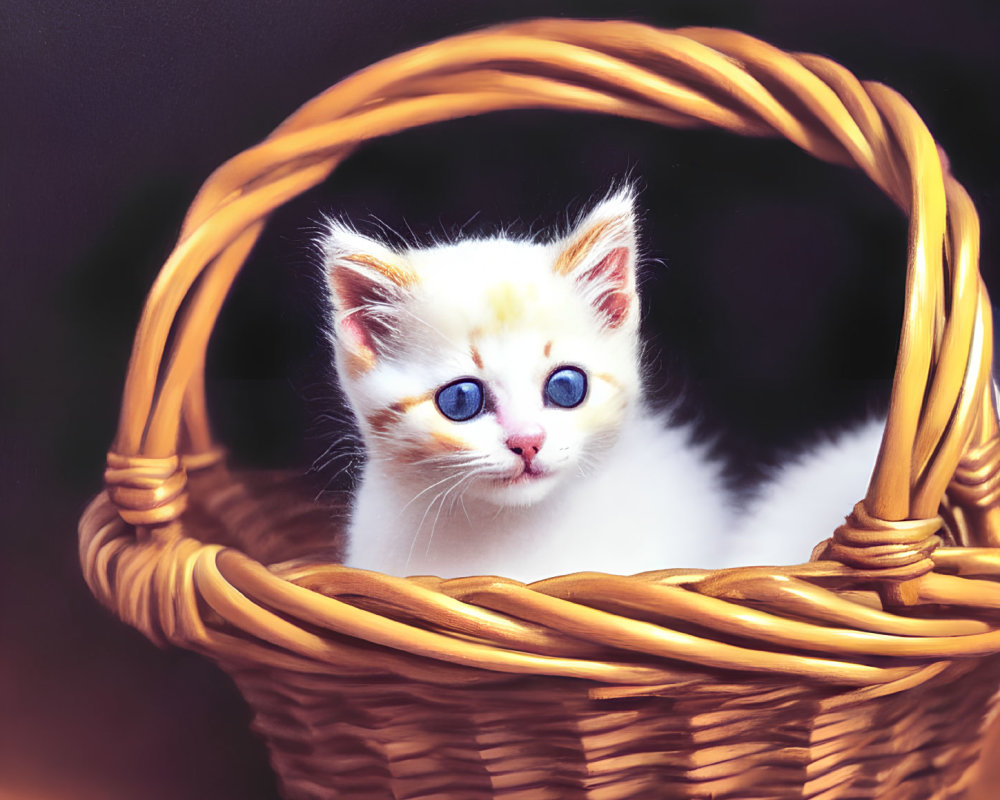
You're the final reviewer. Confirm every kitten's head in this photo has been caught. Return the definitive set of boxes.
[321,190,643,507]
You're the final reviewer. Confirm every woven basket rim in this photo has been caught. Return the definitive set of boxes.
[80,18,1000,684]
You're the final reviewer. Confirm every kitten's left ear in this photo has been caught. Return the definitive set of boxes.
[554,190,638,329]
[320,221,416,371]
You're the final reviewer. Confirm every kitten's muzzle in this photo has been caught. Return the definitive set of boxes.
[505,427,545,468]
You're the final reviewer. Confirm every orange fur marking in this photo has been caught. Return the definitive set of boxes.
[430,429,468,452]
[544,340,553,358]
[398,445,428,465]
[397,430,467,464]
[593,371,622,389]
[366,408,401,435]
[344,347,377,378]
[344,253,417,288]
[390,391,434,414]
[470,345,484,369]
[554,219,615,276]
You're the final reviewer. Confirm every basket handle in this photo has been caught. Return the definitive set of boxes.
[103,19,1000,581]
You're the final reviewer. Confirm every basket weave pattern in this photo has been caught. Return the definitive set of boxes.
[80,19,1000,799]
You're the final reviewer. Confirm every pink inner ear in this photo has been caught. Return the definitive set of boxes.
[340,314,376,357]
[330,262,402,361]
[597,247,630,285]
[598,290,631,328]
[581,246,632,328]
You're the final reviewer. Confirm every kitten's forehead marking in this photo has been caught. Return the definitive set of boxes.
[470,345,484,369]
[487,282,536,326]
[544,340,553,358]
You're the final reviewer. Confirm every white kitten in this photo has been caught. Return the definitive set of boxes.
[320,191,883,581]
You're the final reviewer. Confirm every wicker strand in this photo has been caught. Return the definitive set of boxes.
[952,438,1000,509]
[104,452,189,526]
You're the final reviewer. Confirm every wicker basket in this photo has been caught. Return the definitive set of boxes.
[79,18,1000,799]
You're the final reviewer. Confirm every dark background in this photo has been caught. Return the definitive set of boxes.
[3,1,999,798]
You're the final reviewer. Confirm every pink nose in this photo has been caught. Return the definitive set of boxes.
[506,426,546,466]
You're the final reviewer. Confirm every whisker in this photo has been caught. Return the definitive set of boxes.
[405,472,466,569]
[398,471,467,515]
[310,444,358,475]
[424,467,490,556]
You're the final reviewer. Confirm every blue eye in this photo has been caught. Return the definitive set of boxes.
[435,379,485,421]
[544,367,587,408]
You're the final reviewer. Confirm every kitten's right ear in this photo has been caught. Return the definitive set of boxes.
[320,222,416,373]
[554,189,639,329]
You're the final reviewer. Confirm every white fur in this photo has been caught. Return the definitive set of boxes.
[321,193,884,581]
[725,420,886,567]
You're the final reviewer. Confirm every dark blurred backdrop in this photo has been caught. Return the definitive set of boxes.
[2,1,999,798]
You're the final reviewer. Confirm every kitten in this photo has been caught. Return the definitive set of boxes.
[319,190,884,581]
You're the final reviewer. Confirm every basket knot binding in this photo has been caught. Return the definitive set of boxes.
[105,451,203,527]
[827,500,943,580]
[104,449,228,527]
